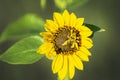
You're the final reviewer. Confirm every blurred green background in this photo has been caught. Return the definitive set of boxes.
[0,0,119,80]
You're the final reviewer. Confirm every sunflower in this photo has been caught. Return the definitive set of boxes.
[37,10,93,80]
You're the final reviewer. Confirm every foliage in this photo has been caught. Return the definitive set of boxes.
[83,23,105,38]
[0,36,44,64]
[0,14,45,43]
[54,0,89,10]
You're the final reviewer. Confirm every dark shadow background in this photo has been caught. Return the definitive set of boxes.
[0,0,120,80]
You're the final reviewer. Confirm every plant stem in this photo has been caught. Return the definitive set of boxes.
[58,73,70,80]
[64,73,70,80]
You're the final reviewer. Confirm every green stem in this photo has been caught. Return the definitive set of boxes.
[64,73,70,80]
[58,73,70,80]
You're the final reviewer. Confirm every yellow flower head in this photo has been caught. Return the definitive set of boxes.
[37,10,93,80]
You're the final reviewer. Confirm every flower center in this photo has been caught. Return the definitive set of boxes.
[54,27,81,54]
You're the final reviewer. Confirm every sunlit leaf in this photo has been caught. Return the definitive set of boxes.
[40,0,46,9]
[54,0,89,10]
[54,0,68,10]
[0,36,44,64]
[69,0,89,9]
[0,14,45,43]
[83,23,105,38]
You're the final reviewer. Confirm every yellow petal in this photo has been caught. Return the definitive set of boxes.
[76,51,89,62]
[81,38,93,49]
[37,42,53,54]
[52,55,57,73]
[53,12,64,27]
[80,26,92,37]
[72,54,83,70]
[70,13,77,27]
[46,48,56,59]
[45,20,58,32]
[52,54,63,73]
[40,32,52,37]
[62,10,70,26]
[68,55,75,79]
[40,32,53,42]
[79,47,92,56]
[75,18,84,30]
[58,55,68,80]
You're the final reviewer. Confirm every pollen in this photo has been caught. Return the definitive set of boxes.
[54,27,81,54]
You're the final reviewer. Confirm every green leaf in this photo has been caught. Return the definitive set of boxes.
[54,0,68,10]
[40,0,46,9]
[0,36,44,64]
[83,23,105,38]
[68,0,89,9]
[54,0,89,10]
[0,14,45,43]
